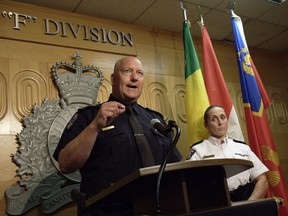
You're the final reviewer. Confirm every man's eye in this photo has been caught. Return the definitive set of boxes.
[137,71,144,77]
[123,69,131,75]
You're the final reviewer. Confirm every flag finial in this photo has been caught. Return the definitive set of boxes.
[198,6,204,26]
[226,1,236,14]
[180,0,188,21]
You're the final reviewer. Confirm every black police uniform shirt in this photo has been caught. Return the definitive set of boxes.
[53,95,182,198]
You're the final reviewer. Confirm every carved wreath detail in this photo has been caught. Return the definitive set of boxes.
[12,98,62,189]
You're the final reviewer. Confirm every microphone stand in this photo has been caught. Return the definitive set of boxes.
[155,120,181,216]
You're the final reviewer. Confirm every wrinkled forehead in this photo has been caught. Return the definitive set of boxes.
[208,107,226,116]
[115,57,143,71]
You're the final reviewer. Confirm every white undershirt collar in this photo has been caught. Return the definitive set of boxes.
[208,135,229,147]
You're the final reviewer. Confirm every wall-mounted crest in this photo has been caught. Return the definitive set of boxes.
[5,52,104,215]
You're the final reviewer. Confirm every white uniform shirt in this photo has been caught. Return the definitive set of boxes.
[187,136,269,191]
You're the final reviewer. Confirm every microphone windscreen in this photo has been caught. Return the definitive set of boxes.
[150,118,161,127]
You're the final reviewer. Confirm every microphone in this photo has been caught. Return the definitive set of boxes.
[150,118,172,136]
[151,118,181,215]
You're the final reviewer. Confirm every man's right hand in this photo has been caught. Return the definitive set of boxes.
[93,101,126,132]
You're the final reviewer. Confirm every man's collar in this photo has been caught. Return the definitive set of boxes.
[131,103,141,116]
[126,103,141,116]
[108,94,140,115]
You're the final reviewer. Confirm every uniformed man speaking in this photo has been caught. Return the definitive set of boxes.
[53,56,182,215]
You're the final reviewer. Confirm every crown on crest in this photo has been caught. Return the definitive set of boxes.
[51,52,104,106]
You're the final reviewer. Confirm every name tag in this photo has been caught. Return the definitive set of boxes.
[203,154,215,159]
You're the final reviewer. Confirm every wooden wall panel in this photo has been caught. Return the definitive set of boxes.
[10,60,48,120]
[0,135,19,215]
[0,1,288,215]
[0,58,8,122]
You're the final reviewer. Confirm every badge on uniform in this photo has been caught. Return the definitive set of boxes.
[102,125,115,131]
[235,153,248,157]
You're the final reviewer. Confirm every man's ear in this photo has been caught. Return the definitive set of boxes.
[204,122,208,128]
[110,73,115,84]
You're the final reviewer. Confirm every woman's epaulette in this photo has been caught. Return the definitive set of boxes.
[190,140,203,149]
[233,139,247,145]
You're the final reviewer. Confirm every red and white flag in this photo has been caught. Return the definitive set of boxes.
[201,24,244,141]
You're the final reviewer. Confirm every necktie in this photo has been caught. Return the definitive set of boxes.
[126,106,155,167]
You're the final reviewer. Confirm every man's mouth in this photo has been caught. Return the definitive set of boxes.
[127,85,137,89]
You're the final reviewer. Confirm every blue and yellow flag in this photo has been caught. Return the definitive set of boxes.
[231,10,288,216]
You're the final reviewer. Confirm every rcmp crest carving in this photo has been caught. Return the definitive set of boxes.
[5,52,104,215]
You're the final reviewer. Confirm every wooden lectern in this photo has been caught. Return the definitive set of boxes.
[84,159,258,215]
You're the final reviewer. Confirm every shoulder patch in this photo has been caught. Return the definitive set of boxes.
[190,140,203,149]
[233,139,247,145]
[186,149,196,160]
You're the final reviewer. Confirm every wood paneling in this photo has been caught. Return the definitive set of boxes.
[0,1,288,215]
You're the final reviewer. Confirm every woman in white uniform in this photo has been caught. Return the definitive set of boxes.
[187,105,269,201]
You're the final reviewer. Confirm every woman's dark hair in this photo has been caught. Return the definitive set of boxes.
[204,105,224,123]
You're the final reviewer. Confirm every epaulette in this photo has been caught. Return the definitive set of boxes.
[189,140,203,149]
[233,139,247,145]
[78,103,102,111]
[145,107,164,118]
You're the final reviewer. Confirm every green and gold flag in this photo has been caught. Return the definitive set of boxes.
[183,20,209,146]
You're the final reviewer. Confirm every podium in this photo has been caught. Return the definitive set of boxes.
[83,159,268,215]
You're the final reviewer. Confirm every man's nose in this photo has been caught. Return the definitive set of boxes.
[130,71,139,80]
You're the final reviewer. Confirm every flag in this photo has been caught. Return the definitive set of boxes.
[231,10,288,215]
[183,20,210,145]
[201,23,244,141]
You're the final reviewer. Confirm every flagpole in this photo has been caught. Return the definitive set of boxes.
[180,1,187,21]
